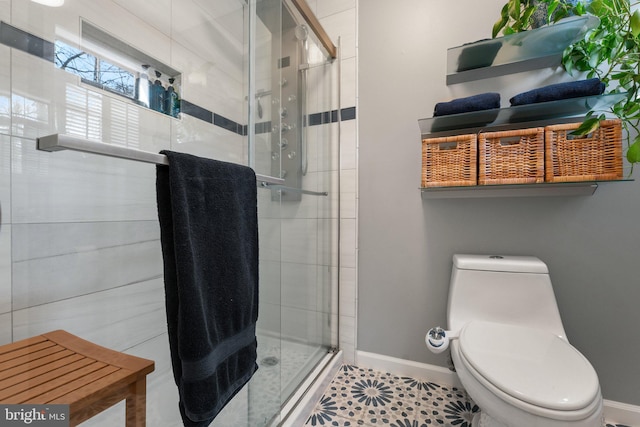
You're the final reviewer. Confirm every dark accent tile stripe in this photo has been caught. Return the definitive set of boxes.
[181,101,248,136]
[341,106,356,121]
[255,121,272,135]
[0,21,54,62]
[181,100,213,124]
[182,105,355,135]
[309,111,330,126]
[214,113,243,135]
[308,107,356,126]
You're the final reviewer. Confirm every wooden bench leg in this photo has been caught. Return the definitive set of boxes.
[126,378,147,427]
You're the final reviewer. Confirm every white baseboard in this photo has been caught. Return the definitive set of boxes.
[356,350,640,426]
[603,399,640,426]
[356,350,462,389]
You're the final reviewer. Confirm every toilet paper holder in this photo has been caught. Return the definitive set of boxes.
[425,326,459,354]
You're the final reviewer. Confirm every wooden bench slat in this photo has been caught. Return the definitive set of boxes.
[7,363,115,404]
[0,344,68,372]
[42,330,154,374]
[33,365,122,404]
[0,355,96,400]
[52,369,133,409]
[0,340,57,364]
[0,335,49,357]
[0,349,75,381]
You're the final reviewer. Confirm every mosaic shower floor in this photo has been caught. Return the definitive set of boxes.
[304,364,631,427]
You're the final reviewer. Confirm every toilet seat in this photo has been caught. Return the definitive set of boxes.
[459,321,600,411]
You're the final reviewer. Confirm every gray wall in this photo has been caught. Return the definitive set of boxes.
[358,0,640,405]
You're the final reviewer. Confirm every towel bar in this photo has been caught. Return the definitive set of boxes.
[36,134,329,196]
[36,133,285,186]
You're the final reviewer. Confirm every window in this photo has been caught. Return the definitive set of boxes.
[54,40,135,99]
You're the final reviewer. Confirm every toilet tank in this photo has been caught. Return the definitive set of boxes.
[447,254,567,338]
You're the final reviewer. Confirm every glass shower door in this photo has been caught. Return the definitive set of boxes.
[248,0,338,423]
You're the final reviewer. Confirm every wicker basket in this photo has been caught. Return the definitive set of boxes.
[422,133,477,187]
[545,119,623,182]
[478,127,545,185]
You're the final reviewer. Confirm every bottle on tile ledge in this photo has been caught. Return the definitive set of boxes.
[150,70,166,114]
[165,78,180,118]
[135,64,152,108]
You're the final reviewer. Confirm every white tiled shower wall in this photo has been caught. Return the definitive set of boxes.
[0,0,358,425]
[311,0,359,365]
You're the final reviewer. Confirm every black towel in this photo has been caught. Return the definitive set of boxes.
[510,78,605,106]
[433,92,501,117]
[156,151,259,427]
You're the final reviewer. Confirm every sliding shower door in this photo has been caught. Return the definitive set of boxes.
[249,0,339,424]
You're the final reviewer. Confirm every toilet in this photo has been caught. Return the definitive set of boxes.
[441,254,603,427]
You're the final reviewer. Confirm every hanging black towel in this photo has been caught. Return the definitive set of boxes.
[509,78,605,106]
[156,151,259,427]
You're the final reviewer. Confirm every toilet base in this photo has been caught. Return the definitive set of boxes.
[473,411,509,427]
[472,409,605,427]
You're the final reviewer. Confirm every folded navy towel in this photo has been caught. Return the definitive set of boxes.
[456,40,502,72]
[156,151,258,427]
[433,92,501,117]
[510,78,605,106]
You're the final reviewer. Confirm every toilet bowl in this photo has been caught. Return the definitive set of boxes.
[430,254,604,427]
[452,321,603,427]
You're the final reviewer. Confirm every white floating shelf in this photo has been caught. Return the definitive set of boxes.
[421,181,605,199]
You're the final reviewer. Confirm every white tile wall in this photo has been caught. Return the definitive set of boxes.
[319,7,357,60]
[0,0,9,22]
[0,135,9,222]
[0,224,10,316]
[282,262,318,311]
[12,278,165,349]
[11,51,72,140]
[3,0,353,421]
[318,170,340,219]
[171,114,244,163]
[170,0,244,118]
[12,222,162,309]
[0,313,11,345]
[316,0,357,20]
[170,37,245,123]
[258,217,281,262]
[12,0,173,66]
[111,0,172,37]
[0,46,9,137]
[281,218,318,264]
[339,266,357,318]
[319,0,359,364]
[11,137,159,223]
[4,1,255,424]
[341,57,357,109]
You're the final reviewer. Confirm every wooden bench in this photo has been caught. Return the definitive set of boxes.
[0,330,155,426]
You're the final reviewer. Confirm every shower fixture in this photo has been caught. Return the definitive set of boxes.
[296,24,309,177]
[265,8,308,201]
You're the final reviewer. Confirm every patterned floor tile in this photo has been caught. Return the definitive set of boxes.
[305,365,477,427]
[306,364,625,427]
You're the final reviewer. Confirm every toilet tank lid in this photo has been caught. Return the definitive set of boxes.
[453,254,549,274]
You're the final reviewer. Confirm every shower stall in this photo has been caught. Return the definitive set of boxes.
[0,0,339,425]
[248,0,341,424]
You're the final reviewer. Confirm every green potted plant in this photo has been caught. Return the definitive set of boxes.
[492,0,640,167]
